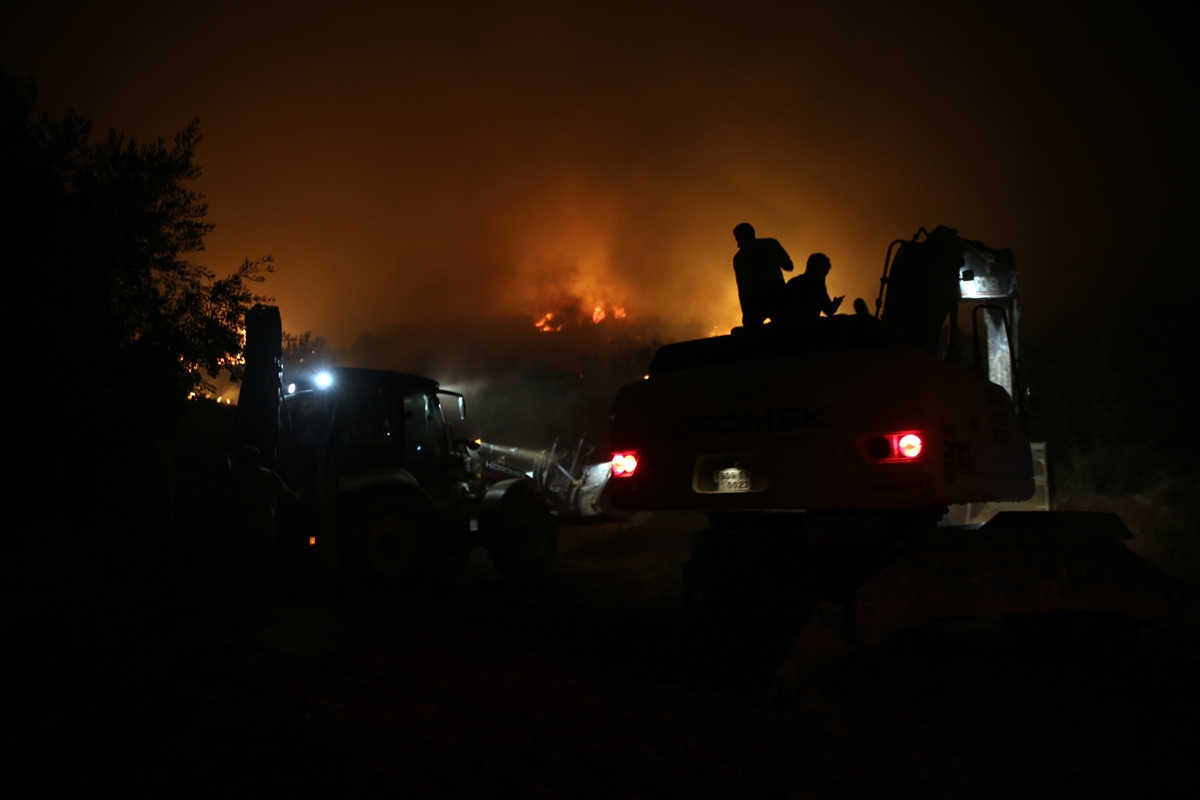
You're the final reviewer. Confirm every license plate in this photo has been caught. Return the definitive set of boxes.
[714,468,751,492]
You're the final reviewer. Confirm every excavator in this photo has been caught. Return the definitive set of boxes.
[605,225,1187,680]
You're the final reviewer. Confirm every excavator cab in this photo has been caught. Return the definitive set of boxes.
[877,227,1045,523]
[879,225,1022,398]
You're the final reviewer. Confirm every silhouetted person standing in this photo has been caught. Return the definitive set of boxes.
[786,253,844,320]
[733,222,793,327]
[229,445,299,627]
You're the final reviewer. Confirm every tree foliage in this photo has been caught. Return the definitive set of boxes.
[3,69,278,575]
[282,330,333,379]
[2,69,271,403]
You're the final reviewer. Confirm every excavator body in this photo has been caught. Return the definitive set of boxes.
[605,226,1187,682]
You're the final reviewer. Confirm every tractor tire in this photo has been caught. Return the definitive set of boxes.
[482,482,557,582]
[346,494,433,585]
[365,511,427,580]
[426,521,473,583]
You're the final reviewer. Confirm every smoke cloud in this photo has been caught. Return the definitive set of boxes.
[342,309,669,451]
[3,1,1192,449]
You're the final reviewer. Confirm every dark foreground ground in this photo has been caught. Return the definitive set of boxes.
[6,514,1199,798]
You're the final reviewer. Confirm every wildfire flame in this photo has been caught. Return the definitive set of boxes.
[216,326,249,367]
[534,312,563,332]
[533,303,627,332]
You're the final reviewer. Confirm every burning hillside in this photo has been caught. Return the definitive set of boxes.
[340,294,698,452]
[534,301,627,333]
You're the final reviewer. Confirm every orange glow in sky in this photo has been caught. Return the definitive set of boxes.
[2,1,1188,376]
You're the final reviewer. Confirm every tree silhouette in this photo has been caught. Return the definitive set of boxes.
[2,69,275,588]
[282,330,334,379]
[2,70,271,403]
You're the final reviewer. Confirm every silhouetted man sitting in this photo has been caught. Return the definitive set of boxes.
[786,252,844,320]
[732,222,793,328]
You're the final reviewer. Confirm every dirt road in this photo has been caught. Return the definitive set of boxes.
[7,514,1198,797]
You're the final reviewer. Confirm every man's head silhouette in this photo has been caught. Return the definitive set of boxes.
[733,223,755,247]
[806,252,832,277]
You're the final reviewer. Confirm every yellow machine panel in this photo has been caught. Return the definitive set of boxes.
[609,340,1033,513]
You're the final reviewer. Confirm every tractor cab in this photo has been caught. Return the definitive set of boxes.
[279,368,458,504]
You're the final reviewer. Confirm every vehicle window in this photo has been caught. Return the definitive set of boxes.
[335,389,402,453]
[426,394,447,459]
[284,391,334,449]
[404,392,446,463]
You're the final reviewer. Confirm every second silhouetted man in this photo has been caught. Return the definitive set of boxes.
[732,222,793,327]
[786,252,844,320]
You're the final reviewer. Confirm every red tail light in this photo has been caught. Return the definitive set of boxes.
[897,434,922,458]
[862,433,924,462]
[611,451,639,477]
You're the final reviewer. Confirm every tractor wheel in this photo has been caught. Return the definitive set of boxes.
[426,522,473,583]
[363,511,427,581]
[345,494,433,586]
[483,483,557,582]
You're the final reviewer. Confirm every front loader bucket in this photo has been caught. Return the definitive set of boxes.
[778,511,1190,685]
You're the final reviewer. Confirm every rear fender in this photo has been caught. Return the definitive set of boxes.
[336,469,437,543]
[338,467,429,500]
[852,512,1179,644]
[778,511,1189,684]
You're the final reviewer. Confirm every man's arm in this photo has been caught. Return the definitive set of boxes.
[822,289,843,316]
[769,239,794,272]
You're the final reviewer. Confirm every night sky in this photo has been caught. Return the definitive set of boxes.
[3,1,1193,387]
